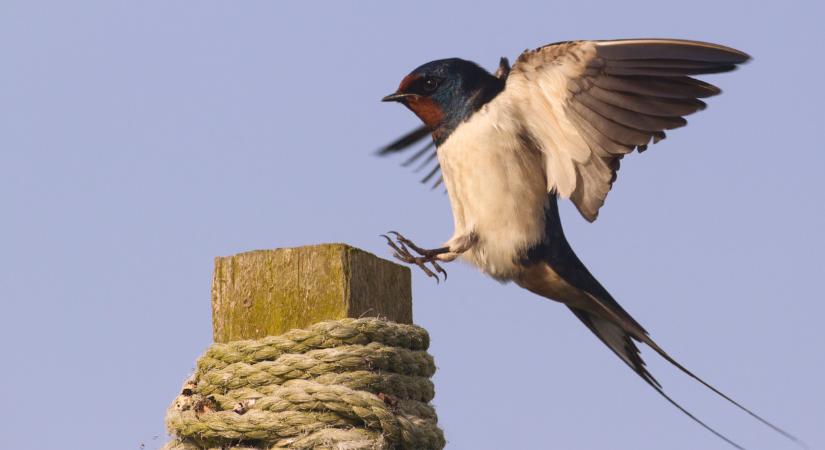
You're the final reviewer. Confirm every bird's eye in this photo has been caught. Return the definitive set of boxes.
[422,77,440,92]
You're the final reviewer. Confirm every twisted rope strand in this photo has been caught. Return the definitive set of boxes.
[198,319,430,372]
[198,342,435,395]
[163,318,444,450]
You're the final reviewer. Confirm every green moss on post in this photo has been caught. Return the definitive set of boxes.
[211,243,412,343]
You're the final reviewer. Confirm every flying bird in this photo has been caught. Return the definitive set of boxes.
[378,39,802,449]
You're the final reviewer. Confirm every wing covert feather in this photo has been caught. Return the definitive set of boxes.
[506,38,749,221]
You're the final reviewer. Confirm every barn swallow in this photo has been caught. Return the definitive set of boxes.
[378,39,803,449]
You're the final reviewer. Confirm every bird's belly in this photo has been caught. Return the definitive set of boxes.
[439,127,548,280]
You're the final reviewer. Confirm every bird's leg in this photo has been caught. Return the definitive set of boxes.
[389,231,448,258]
[382,231,451,282]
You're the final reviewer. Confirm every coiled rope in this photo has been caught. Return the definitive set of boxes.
[162,318,445,450]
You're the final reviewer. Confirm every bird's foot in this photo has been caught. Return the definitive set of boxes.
[381,231,450,282]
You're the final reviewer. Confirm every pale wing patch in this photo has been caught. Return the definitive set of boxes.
[504,39,749,221]
[507,42,596,198]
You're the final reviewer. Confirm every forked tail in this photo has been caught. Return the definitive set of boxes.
[537,194,802,448]
[569,307,805,450]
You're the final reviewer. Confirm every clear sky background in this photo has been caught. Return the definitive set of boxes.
[1,1,823,449]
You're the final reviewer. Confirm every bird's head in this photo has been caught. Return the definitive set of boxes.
[382,58,503,140]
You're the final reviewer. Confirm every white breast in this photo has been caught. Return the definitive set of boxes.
[438,99,549,279]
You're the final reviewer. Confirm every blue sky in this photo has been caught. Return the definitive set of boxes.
[1,1,823,449]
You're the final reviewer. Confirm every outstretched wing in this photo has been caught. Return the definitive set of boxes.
[377,57,513,189]
[505,39,749,221]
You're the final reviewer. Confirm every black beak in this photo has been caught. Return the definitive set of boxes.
[381,92,413,102]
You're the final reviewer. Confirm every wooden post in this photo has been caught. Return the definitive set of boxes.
[211,243,412,342]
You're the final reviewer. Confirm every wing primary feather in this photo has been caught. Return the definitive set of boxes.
[413,147,439,172]
[605,58,742,70]
[568,101,653,146]
[602,64,738,77]
[420,164,441,184]
[504,38,748,220]
[376,125,431,155]
[566,105,637,155]
[377,126,440,189]
[591,75,722,99]
[576,92,687,132]
[595,39,751,64]
[580,84,707,117]
[652,131,666,144]
[401,141,436,167]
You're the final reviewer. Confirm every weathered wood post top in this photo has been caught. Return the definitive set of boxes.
[211,243,412,342]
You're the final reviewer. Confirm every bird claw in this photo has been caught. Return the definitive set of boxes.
[381,232,449,283]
